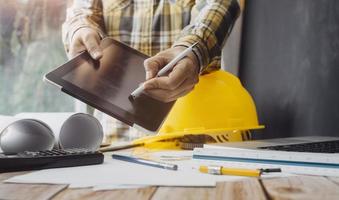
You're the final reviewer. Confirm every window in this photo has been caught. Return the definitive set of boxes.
[0,0,74,115]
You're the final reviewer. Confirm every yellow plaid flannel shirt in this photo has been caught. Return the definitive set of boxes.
[62,0,240,73]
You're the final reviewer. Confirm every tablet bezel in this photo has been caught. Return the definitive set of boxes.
[44,38,175,133]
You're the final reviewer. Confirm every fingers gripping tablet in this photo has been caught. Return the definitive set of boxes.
[44,38,175,133]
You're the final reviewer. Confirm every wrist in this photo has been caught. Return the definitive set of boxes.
[173,46,200,74]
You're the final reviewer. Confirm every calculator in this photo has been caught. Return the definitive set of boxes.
[0,148,104,173]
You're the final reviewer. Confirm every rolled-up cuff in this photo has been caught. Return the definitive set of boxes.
[172,34,211,74]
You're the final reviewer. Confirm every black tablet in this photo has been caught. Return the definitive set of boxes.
[44,38,175,133]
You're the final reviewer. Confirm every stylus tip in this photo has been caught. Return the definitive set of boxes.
[128,95,135,101]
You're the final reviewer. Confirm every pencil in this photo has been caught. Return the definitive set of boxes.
[112,153,178,170]
[199,166,281,177]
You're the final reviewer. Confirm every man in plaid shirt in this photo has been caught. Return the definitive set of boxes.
[62,0,240,138]
[63,0,240,102]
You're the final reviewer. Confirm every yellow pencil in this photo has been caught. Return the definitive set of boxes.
[199,166,281,177]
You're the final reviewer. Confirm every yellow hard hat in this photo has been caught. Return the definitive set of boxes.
[133,70,264,149]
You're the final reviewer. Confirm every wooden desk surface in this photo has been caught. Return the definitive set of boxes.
[1,171,339,200]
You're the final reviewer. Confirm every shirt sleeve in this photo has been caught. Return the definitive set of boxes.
[62,0,106,53]
[172,0,240,73]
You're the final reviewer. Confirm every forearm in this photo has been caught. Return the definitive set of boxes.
[173,0,240,73]
[62,0,105,53]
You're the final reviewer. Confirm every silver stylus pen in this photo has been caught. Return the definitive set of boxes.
[130,42,199,99]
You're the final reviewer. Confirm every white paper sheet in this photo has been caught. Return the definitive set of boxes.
[194,147,339,177]
[14,112,75,141]
[6,151,251,188]
[1,113,75,144]
[194,158,339,177]
[0,115,20,132]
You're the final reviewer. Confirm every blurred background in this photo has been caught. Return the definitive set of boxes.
[239,0,339,139]
[0,0,74,115]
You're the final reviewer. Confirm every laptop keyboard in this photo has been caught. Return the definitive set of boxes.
[259,140,339,153]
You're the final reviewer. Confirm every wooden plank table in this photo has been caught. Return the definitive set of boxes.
[1,172,339,200]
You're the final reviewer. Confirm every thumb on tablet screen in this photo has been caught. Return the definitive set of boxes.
[69,28,103,60]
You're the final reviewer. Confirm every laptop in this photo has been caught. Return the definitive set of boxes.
[193,136,339,167]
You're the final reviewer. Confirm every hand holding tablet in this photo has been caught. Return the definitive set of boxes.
[130,42,199,99]
[44,38,175,133]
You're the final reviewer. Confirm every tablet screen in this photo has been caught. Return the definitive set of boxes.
[46,38,174,132]
[62,43,137,114]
